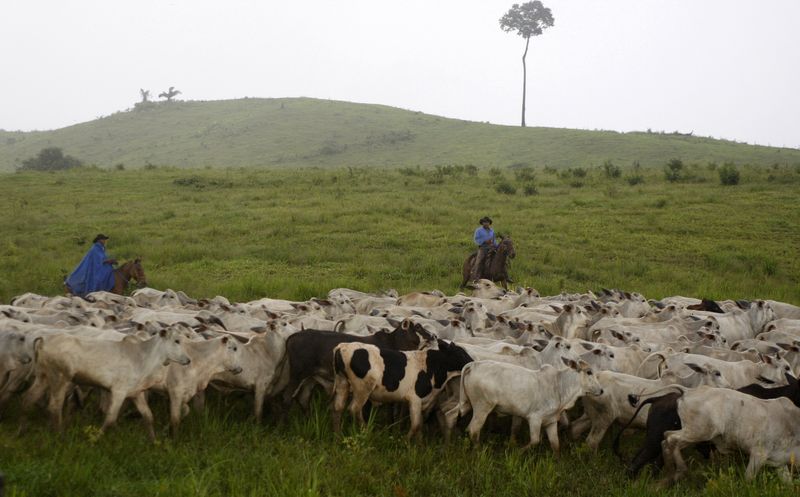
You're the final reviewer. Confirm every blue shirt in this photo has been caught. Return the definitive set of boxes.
[65,242,115,297]
[474,226,497,248]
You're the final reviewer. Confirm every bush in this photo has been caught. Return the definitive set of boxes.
[569,180,584,188]
[602,160,621,178]
[17,147,82,171]
[718,163,740,185]
[464,164,478,176]
[495,181,516,195]
[664,158,684,182]
[513,166,536,182]
[626,174,645,186]
[571,167,587,178]
[523,183,539,196]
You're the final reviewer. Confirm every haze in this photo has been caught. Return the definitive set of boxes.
[2,0,798,148]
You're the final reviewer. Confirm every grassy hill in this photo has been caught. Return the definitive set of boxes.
[1,97,799,171]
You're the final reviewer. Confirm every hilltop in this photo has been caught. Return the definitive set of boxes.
[1,97,799,171]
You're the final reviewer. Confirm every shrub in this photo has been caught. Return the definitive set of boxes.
[513,166,536,182]
[718,163,740,185]
[495,181,516,194]
[664,158,684,182]
[523,183,539,196]
[569,180,584,188]
[626,174,645,186]
[464,164,478,176]
[17,147,82,171]
[115,163,125,171]
[571,167,587,178]
[602,160,621,178]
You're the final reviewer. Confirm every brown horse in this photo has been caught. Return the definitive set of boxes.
[460,237,516,289]
[111,259,148,295]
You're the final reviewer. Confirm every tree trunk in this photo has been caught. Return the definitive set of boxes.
[521,36,530,127]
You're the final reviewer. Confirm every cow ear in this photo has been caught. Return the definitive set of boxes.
[592,348,602,355]
[563,304,573,312]
[561,357,578,370]
[549,305,562,313]
[610,330,625,341]
[579,342,594,350]
[221,336,229,344]
[401,320,411,331]
[760,353,773,364]
[685,363,706,374]
[159,329,167,338]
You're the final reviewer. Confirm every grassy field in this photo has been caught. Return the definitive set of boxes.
[1,163,799,496]
[2,98,800,172]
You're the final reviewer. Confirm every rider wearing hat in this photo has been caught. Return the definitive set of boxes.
[471,216,498,281]
[64,234,118,297]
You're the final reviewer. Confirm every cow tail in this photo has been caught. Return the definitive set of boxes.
[33,336,44,363]
[457,363,473,417]
[635,351,667,378]
[612,386,687,462]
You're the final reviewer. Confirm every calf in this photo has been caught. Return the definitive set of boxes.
[449,358,603,452]
[661,386,800,483]
[571,366,730,451]
[281,320,435,408]
[150,336,243,435]
[619,372,800,477]
[20,328,191,440]
[331,339,473,438]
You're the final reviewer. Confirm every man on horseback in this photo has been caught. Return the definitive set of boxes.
[65,234,118,297]
[470,216,498,282]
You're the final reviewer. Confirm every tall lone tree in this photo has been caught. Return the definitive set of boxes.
[500,1,554,127]
[139,88,150,102]
[158,86,181,102]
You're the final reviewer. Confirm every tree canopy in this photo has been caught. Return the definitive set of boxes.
[18,147,83,172]
[499,1,554,39]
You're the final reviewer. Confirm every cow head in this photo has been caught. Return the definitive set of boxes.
[158,328,191,366]
[756,353,794,385]
[435,340,473,372]
[562,357,603,396]
[220,336,243,375]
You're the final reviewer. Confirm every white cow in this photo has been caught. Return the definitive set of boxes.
[449,358,603,451]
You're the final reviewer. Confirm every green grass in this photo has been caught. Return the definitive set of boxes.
[1,164,799,495]
[2,98,799,172]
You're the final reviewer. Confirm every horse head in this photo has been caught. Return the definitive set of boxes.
[498,237,516,259]
[120,258,147,289]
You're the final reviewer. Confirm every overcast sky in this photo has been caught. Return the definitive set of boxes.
[2,0,798,148]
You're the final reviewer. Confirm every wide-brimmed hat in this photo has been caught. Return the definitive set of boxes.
[92,234,109,243]
[479,216,493,225]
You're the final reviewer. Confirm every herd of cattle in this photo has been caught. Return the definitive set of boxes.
[2,280,800,485]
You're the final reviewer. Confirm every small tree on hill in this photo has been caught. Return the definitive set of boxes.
[158,86,181,102]
[500,1,555,127]
[664,158,684,182]
[18,147,82,171]
[139,89,150,102]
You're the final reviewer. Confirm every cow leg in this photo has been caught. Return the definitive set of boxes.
[100,391,127,436]
[406,399,423,440]
[569,413,592,440]
[744,450,767,481]
[544,421,561,455]
[46,378,71,433]
[254,382,269,423]
[585,418,612,452]
[775,466,792,484]
[662,430,692,484]
[521,415,543,450]
[331,375,349,433]
[467,403,493,445]
[191,390,206,412]
[132,392,157,441]
[168,392,183,438]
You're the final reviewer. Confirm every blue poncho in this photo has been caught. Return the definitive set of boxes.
[65,242,115,297]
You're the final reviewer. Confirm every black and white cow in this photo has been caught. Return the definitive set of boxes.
[281,320,436,408]
[331,339,473,438]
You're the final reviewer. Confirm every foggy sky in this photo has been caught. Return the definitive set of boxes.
[2,0,798,148]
